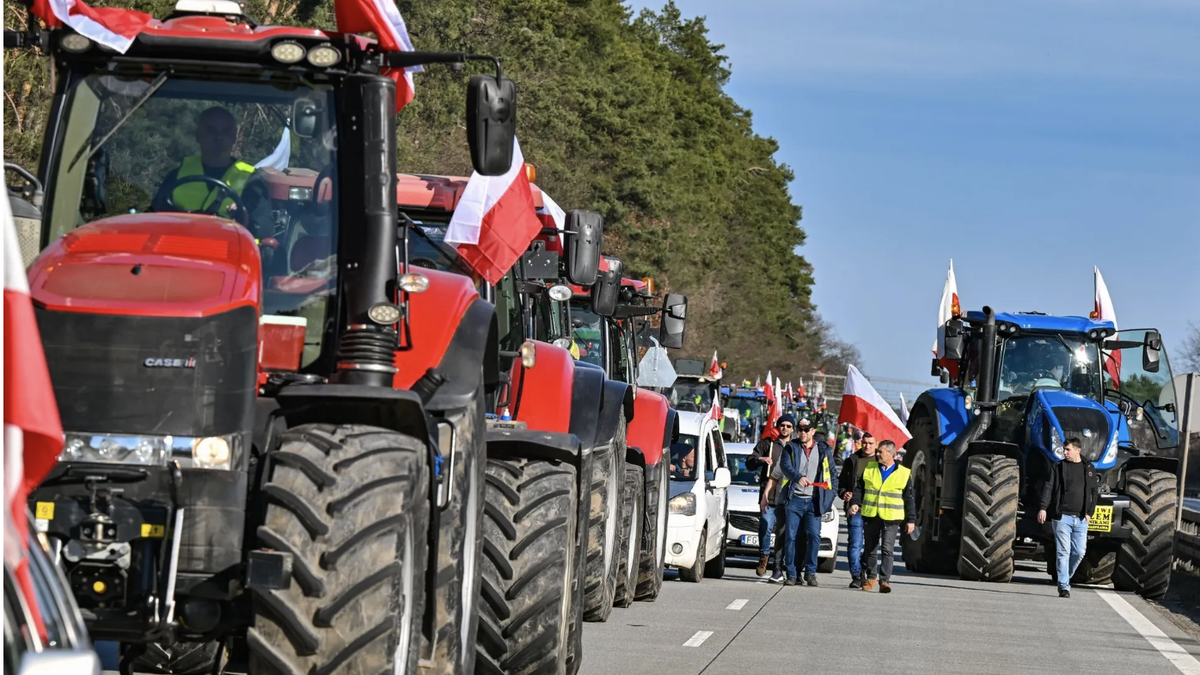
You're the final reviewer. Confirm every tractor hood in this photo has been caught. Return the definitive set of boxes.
[1026,388,1118,468]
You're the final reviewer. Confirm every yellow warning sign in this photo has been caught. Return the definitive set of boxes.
[1088,505,1113,533]
[34,502,54,520]
[141,524,166,538]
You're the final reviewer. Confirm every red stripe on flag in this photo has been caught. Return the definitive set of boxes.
[454,173,542,284]
[837,394,911,448]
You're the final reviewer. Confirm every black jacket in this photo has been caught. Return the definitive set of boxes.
[745,437,786,503]
[850,461,917,525]
[1036,458,1099,521]
[838,451,872,502]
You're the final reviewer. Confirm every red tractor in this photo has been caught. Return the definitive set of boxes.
[6,2,532,673]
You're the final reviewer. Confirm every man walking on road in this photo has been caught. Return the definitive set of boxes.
[748,415,794,578]
[1035,437,1098,598]
[764,418,836,587]
[850,440,914,593]
[838,432,877,588]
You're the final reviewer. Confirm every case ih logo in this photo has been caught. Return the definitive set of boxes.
[144,357,197,369]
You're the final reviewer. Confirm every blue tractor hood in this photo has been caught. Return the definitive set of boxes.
[1025,388,1118,469]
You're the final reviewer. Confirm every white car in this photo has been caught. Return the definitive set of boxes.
[724,443,839,574]
[664,412,731,582]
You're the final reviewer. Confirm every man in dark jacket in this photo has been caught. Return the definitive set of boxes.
[764,418,837,586]
[838,432,877,587]
[746,414,794,578]
[1035,437,1098,598]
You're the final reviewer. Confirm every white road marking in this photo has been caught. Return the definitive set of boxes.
[1096,590,1200,674]
[683,630,714,647]
[726,598,748,610]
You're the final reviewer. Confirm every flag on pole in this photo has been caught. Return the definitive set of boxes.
[334,0,421,110]
[30,0,152,53]
[933,259,960,357]
[708,350,722,380]
[899,392,910,426]
[445,137,541,284]
[1094,266,1121,387]
[838,365,912,447]
[708,398,723,421]
[761,379,782,440]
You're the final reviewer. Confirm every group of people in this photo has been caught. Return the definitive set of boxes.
[744,415,915,590]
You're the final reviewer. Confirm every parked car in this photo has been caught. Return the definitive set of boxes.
[724,443,839,573]
[664,412,731,582]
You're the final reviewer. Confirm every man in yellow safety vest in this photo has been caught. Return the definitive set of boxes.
[849,439,915,593]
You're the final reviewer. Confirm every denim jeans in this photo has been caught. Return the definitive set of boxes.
[783,496,821,578]
[846,512,864,578]
[1054,514,1089,591]
[758,503,776,558]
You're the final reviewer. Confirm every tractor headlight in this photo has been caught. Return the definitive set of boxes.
[520,341,537,369]
[58,432,241,470]
[669,493,696,516]
[306,44,341,67]
[60,33,93,53]
[270,41,306,64]
[1050,426,1065,460]
[1101,432,1119,465]
[548,284,573,302]
[192,437,232,470]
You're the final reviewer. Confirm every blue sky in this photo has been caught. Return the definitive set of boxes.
[625,0,1200,384]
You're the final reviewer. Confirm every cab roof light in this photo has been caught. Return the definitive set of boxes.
[173,0,245,15]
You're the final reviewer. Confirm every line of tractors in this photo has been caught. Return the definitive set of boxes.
[2,3,703,674]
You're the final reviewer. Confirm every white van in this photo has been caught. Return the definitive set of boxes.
[664,412,731,582]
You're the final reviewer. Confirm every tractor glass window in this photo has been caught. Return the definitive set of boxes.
[572,307,607,369]
[1105,329,1180,451]
[997,335,1102,404]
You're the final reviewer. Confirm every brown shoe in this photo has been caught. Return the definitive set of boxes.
[880,581,892,594]
[756,556,769,576]
[861,579,876,591]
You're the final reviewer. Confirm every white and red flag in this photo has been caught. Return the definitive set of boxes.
[933,259,960,358]
[334,0,420,110]
[1094,266,1121,386]
[445,137,542,284]
[761,378,783,440]
[30,0,151,53]
[838,365,912,447]
[708,351,722,380]
[708,398,723,422]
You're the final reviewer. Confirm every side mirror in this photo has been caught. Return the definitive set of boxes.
[658,293,687,349]
[466,75,517,176]
[942,319,965,361]
[564,210,603,285]
[16,649,103,675]
[591,257,623,317]
[1143,330,1162,373]
[292,97,321,139]
[710,466,731,489]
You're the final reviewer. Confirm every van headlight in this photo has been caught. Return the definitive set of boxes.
[669,493,696,516]
[822,510,835,523]
[59,432,241,470]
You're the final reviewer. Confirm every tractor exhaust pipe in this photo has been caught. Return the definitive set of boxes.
[975,306,999,410]
[941,306,999,512]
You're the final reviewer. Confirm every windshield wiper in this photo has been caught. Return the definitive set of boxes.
[69,71,170,172]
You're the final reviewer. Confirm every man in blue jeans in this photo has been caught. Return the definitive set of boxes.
[1035,437,1097,598]
[838,432,877,588]
[748,415,794,578]
[764,418,836,586]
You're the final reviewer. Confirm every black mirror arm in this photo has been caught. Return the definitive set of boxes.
[384,51,503,80]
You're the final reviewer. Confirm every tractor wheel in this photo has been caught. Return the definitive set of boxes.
[703,526,727,579]
[425,394,486,675]
[678,529,706,583]
[583,410,626,622]
[1113,468,1177,600]
[612,464,645,608]
[247,424,428,675]
[634,460,669,602]
[1072,549,1116,586]
[902,414,957,575]
[476,457,578,675]
[133,641,223,675]
[957,453,1018,583]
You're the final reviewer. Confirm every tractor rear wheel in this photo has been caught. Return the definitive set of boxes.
[247,424,428,675]
[1113,468,1176,600]
[612,464,644,608]
[133,641,223,675]
[634,460,669,602]
[957,453,1018,583]
[1072,549,1116,586]
[476,457,578,675]
[902,414,957,575]
[583,410,626,622]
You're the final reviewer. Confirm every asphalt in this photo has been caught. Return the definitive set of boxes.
[579,516,1200,675]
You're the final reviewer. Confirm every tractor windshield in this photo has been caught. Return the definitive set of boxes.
[997,334,1103,404]
[572,307,606,369]
[728,398,763,420]
[1104,329,1180,451]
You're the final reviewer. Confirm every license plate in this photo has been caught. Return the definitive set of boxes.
[739,534,760,547]
[1089,506,1113,533]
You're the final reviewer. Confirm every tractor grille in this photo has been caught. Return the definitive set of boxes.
[729,512,760,533]
[1052,406,1110,462]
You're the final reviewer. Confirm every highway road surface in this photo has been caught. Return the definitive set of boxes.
[580,536,1200,675]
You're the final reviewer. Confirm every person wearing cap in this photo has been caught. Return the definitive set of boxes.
[838,431,878,588]
[747,414,794,579]
[763,417,837,586]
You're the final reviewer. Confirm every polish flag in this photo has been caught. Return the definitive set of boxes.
[30,0,152,53]
[1094,266,1121,386]
[708,351,722,380]
[708,398,722,421]
[761,379,783,440]
[798,380,806,399]
[537,189,567,252]
[899,392,911,426]
[334,0,420,110]
[4,194,63,640]
[933,259,960,357]
[838,365,912,447]
[445,137,541,284]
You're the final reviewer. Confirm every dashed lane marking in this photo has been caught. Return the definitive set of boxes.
[726,599,748,610]
[1096,590,1200,675]
[683,631,714,647]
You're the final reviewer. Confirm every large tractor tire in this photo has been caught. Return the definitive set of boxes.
[426,395,486,675]
[634,460,669,602]
[247,424,429,675]
[133,641,223,675]
[1113,468,1177,600]
[612,464,645,608]
[901,414,957,575]
[1073,549,1116,586]
[476,457,578,675]
[957,453,1018,583]
[678,528,706,583]
[582,411,626,622]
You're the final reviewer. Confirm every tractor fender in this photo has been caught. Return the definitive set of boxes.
[485,427,583,466]
[508,341,574,434]
[592,379,635,451]
[1120,456,1179,483]
[964,440,1023,464]
[662,408,680,449]
[569,361,607,452]
[626,445,646,468]
[918,389,971,447]
[270,383,431,446]
[424,298,500,413]
[393,268,480,392]
[628,388,671,467]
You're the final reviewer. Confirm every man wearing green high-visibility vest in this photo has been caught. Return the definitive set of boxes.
[849,439,915,593]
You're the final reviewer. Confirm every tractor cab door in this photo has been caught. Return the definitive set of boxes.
[1104,329,1180,453]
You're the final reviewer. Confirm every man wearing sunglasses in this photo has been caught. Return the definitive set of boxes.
[746,415,795,579]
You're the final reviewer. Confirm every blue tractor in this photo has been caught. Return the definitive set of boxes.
[905,307,1182,599]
